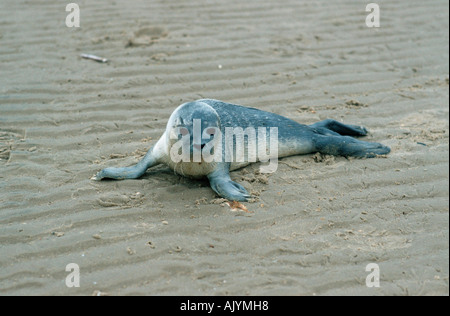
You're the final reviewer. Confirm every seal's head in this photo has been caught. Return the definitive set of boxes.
[166,101,221,177]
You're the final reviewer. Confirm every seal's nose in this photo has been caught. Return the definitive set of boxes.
[193,143,206,151]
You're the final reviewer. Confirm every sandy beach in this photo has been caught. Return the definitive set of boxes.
[0,0,448,295]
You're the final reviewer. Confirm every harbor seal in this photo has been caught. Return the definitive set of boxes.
[92,99,390,201]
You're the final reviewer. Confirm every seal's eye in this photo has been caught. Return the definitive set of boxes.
[206,128,216,136]
[180,128,189,136]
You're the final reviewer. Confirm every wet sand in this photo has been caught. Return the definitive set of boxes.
[0,0,448,295]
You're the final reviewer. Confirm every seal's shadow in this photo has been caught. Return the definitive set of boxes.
[141,165,211,188]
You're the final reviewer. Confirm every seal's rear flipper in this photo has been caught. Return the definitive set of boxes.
[310,119,368,137]
[207,164,250,202]
[313,135,390,158]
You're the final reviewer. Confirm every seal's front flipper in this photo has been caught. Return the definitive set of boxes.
[314,135,390,158]
[92,140,165,181]
[209,177,251,202]
[310,119,368,137]
[207,166,250,202]
[91,164,148,181]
